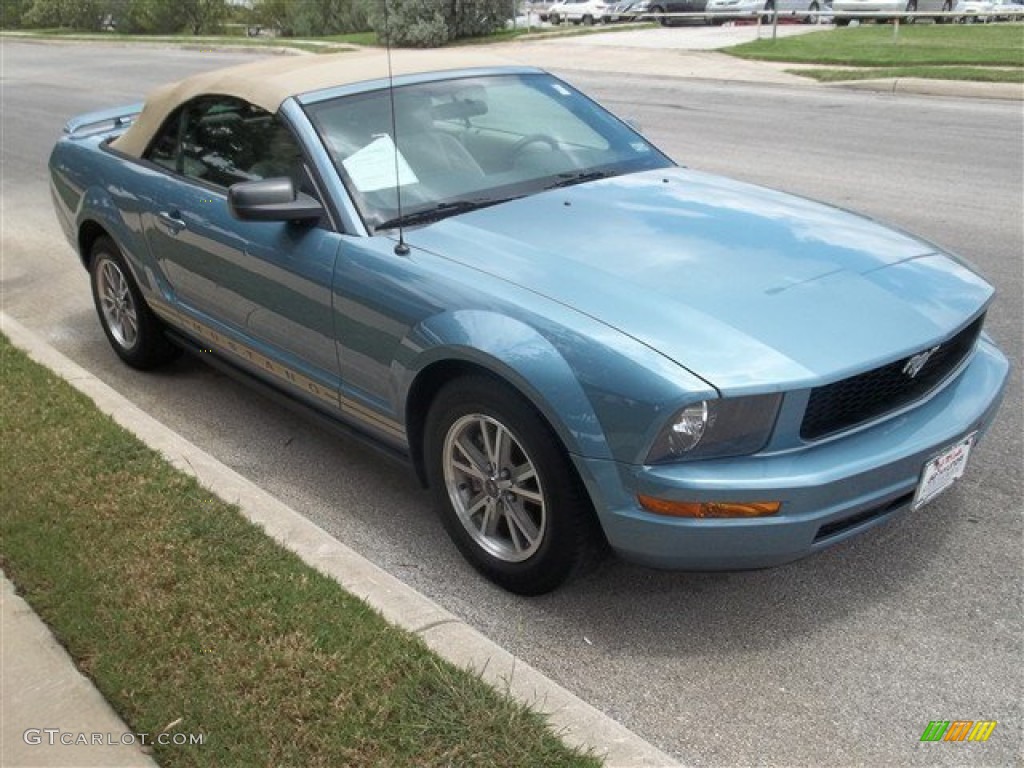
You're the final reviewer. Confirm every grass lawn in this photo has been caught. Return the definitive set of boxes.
[0,333,599,768]
[727,25,1023,82]
[726,24,1024,67]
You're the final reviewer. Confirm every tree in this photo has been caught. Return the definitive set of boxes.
[252,0,292,34]
[177,0,226,34]
[22,0,104,29]
[251,0,371,36]
[1,0,32,28]
[369,0,509,47]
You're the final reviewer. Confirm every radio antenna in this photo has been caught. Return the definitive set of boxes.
[383,0,410,256]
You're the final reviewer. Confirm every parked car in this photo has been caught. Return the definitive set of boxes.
[49,51,1008,594]
[547,0,588,23]
[564,0,617,22]
[630,0,710,24]
[607,0,648,20]
[522,0,556,20]
[833,0,951,23]
[953,0,995,19]
[706,0,825,22]
[989,0,1024,19]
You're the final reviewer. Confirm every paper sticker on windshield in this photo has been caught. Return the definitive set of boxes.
[342,134,418,192]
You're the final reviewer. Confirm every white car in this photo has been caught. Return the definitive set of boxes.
[706,0,826,22]
[832,0,951,24]
[990,0,1024,18]
[953,0,995,18]
[564,0,617,22]
[548,0,589,22]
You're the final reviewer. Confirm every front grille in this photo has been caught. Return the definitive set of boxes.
[801,314,984,441]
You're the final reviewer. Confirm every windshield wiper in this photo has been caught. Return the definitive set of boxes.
[544,170,618,190]
[376,197,515,231]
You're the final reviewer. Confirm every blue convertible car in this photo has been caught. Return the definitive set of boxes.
[49,51,1008,594]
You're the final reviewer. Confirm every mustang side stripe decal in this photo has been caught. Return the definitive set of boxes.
[148,297,406,441]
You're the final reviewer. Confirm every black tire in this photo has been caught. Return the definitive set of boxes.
[650,5,669,25]
[834,15,851,24]
[762,0,776,23]
[582,13,594,25]
[903,0,917,22]
[805,1,820,23]
[89,236,179,370]
[424,375,603,595]
[937,0,952,21]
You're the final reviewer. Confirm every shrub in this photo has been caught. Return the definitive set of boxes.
[370,0,510,47]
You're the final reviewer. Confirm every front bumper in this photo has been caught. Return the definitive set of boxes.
[575,338,1009,570]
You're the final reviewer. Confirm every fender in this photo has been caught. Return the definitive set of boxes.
[398,308,715,467]
[50,135,159,297]
[399,309,613,460]
[75,185,159,295]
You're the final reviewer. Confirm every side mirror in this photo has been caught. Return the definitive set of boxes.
[228,178,324,223]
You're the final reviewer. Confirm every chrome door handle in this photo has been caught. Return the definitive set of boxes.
[156,210,186,235]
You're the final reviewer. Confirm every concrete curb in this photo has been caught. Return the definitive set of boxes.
[830,77,1024,101]
[0,312,681,768]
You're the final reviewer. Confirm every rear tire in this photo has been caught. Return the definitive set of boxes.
[89,236,179,370]
[424,375,604,595]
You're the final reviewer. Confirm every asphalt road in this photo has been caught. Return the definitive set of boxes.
[3,40,1021,767]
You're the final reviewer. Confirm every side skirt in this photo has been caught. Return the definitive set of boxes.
[164,329,417,477]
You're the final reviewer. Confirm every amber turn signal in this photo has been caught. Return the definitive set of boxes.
[637,495,781,518]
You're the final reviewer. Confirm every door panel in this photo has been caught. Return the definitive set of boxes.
[142,177,343,410]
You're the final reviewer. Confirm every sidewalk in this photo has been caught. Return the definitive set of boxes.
[1,574,157,768]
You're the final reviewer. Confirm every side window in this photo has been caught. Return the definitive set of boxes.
[145,96,307,189]
[147,109,182,172]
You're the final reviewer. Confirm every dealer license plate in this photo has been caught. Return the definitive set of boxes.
[912,433,976,511]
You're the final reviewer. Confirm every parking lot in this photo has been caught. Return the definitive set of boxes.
[2,39,1021,766]
[515,17,826,48]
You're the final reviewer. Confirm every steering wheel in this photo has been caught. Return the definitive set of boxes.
[509,133,561,161]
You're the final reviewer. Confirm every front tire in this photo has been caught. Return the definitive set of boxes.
[89,236,179,370]
[424,376,602,595]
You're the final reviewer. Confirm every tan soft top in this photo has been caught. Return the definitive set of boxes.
[112,48,518,157]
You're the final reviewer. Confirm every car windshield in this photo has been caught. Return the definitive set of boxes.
[304,72,673,232]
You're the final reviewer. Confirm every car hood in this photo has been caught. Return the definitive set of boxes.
[406,168,993,393]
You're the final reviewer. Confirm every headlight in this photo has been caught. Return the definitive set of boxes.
[646,393,782,464]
